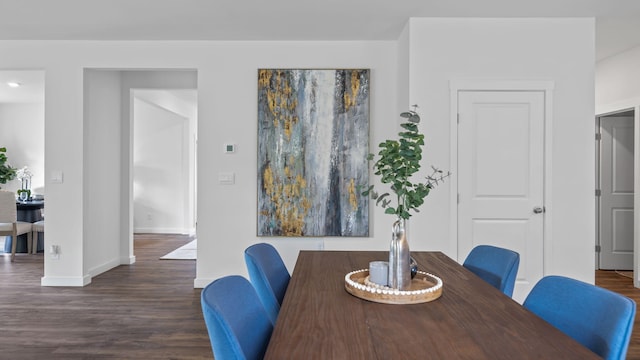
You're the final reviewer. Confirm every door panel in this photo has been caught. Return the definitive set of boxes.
[599,114,634,270]
[458,91,545,303]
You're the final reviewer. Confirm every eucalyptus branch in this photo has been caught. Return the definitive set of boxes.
[360,106,450,220]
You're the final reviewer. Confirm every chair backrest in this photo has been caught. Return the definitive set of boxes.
[244,243,291,325]
[0,190,17,223]
[523,275,636,360]
[201,275,273,360]
[462,245,520,297]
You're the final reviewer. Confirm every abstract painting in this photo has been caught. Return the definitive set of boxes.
[257,69,370,237]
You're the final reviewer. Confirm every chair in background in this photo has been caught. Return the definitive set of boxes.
[244,243,290,325]
[523,275,636,360]
[0,190,33,262]
[201,275,273,360]
[462,245,520,297]
[31,220,44,254]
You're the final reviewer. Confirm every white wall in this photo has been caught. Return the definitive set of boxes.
[596,45,640,108]
[0,102,45,193]
[397,22,410,113]
[0,22,596,287]
[405,18,596,283]
[0,41,397,286]
[133,97,188,233]
[83,70,122,281]
[195,42,399,287]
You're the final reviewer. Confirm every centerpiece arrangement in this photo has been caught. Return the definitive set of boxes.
[16,166,33,201]
[361,105,449,290]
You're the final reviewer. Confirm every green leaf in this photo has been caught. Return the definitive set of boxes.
[358,106,450,219]
[361,185,374,196]
[376,193,390,206]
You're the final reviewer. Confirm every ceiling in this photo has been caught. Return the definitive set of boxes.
[1,0,640,102]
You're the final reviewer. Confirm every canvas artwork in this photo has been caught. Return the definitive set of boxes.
[257,69,370,237]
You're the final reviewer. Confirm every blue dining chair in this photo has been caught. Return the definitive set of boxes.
[244,243,290,325]
[462,245,520,297]
[201,275,273,360]
[523,275,636,360]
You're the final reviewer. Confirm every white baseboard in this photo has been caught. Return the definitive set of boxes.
[121,255,136,264]
[41,274,91,287]
[194,277,215,289]
[134,227,192,234]
[88,258,121,278]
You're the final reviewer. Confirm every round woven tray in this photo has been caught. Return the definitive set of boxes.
[344,269,443,304]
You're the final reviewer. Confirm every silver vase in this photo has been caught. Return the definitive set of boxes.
[388,218,411,290]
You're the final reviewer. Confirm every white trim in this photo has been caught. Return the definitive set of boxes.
[596,97,640,116]
[449,87,459,260]
[543,88,554,277]
[194,277,214,288]
[449,79,554,276]
[133,227,192,234]
[449,79,555,92]
[41,275,91,287]
[596,100,640,288]
[636,107,640,288]
[88,258,121,278]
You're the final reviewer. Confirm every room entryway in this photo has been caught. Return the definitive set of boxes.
[597,109,635,270]
[83,69,198,279]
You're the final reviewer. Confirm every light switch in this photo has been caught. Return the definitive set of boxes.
[51,170,64,184]
[218,172,235,185]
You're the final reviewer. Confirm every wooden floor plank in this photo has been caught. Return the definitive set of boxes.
[2,241,639,359]
[596,270,640,360]
[0,234,212,359]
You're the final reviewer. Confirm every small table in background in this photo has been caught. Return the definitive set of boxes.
[3,200,45,253]
[16,199,44,222]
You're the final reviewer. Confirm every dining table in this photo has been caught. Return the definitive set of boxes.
[7,199,45,253]
[264,250,600,359]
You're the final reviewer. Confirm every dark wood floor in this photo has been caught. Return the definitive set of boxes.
[0,234,212,359]
[2,239,640,359]
[596,269,640,360]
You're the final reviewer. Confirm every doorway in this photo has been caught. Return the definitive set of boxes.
[132,89,197,235]
[83,69,197,278]
[0,70,45,255]
[596,109,635,270]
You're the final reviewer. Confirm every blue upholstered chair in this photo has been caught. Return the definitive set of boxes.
[244,243,290,325]
[523,276,636,360]
[201,275,273,360]
[462,245,520,297]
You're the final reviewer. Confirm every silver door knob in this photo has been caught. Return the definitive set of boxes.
[533,206,545,214]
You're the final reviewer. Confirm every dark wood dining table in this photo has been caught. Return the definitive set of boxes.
[5,199,45,253]
[16,199,44,222]
[264,250,600,359]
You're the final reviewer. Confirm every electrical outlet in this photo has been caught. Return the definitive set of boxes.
[50,244,60,260]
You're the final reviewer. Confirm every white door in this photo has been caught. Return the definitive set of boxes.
[458,91,545,303]
[598,113,634,270]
